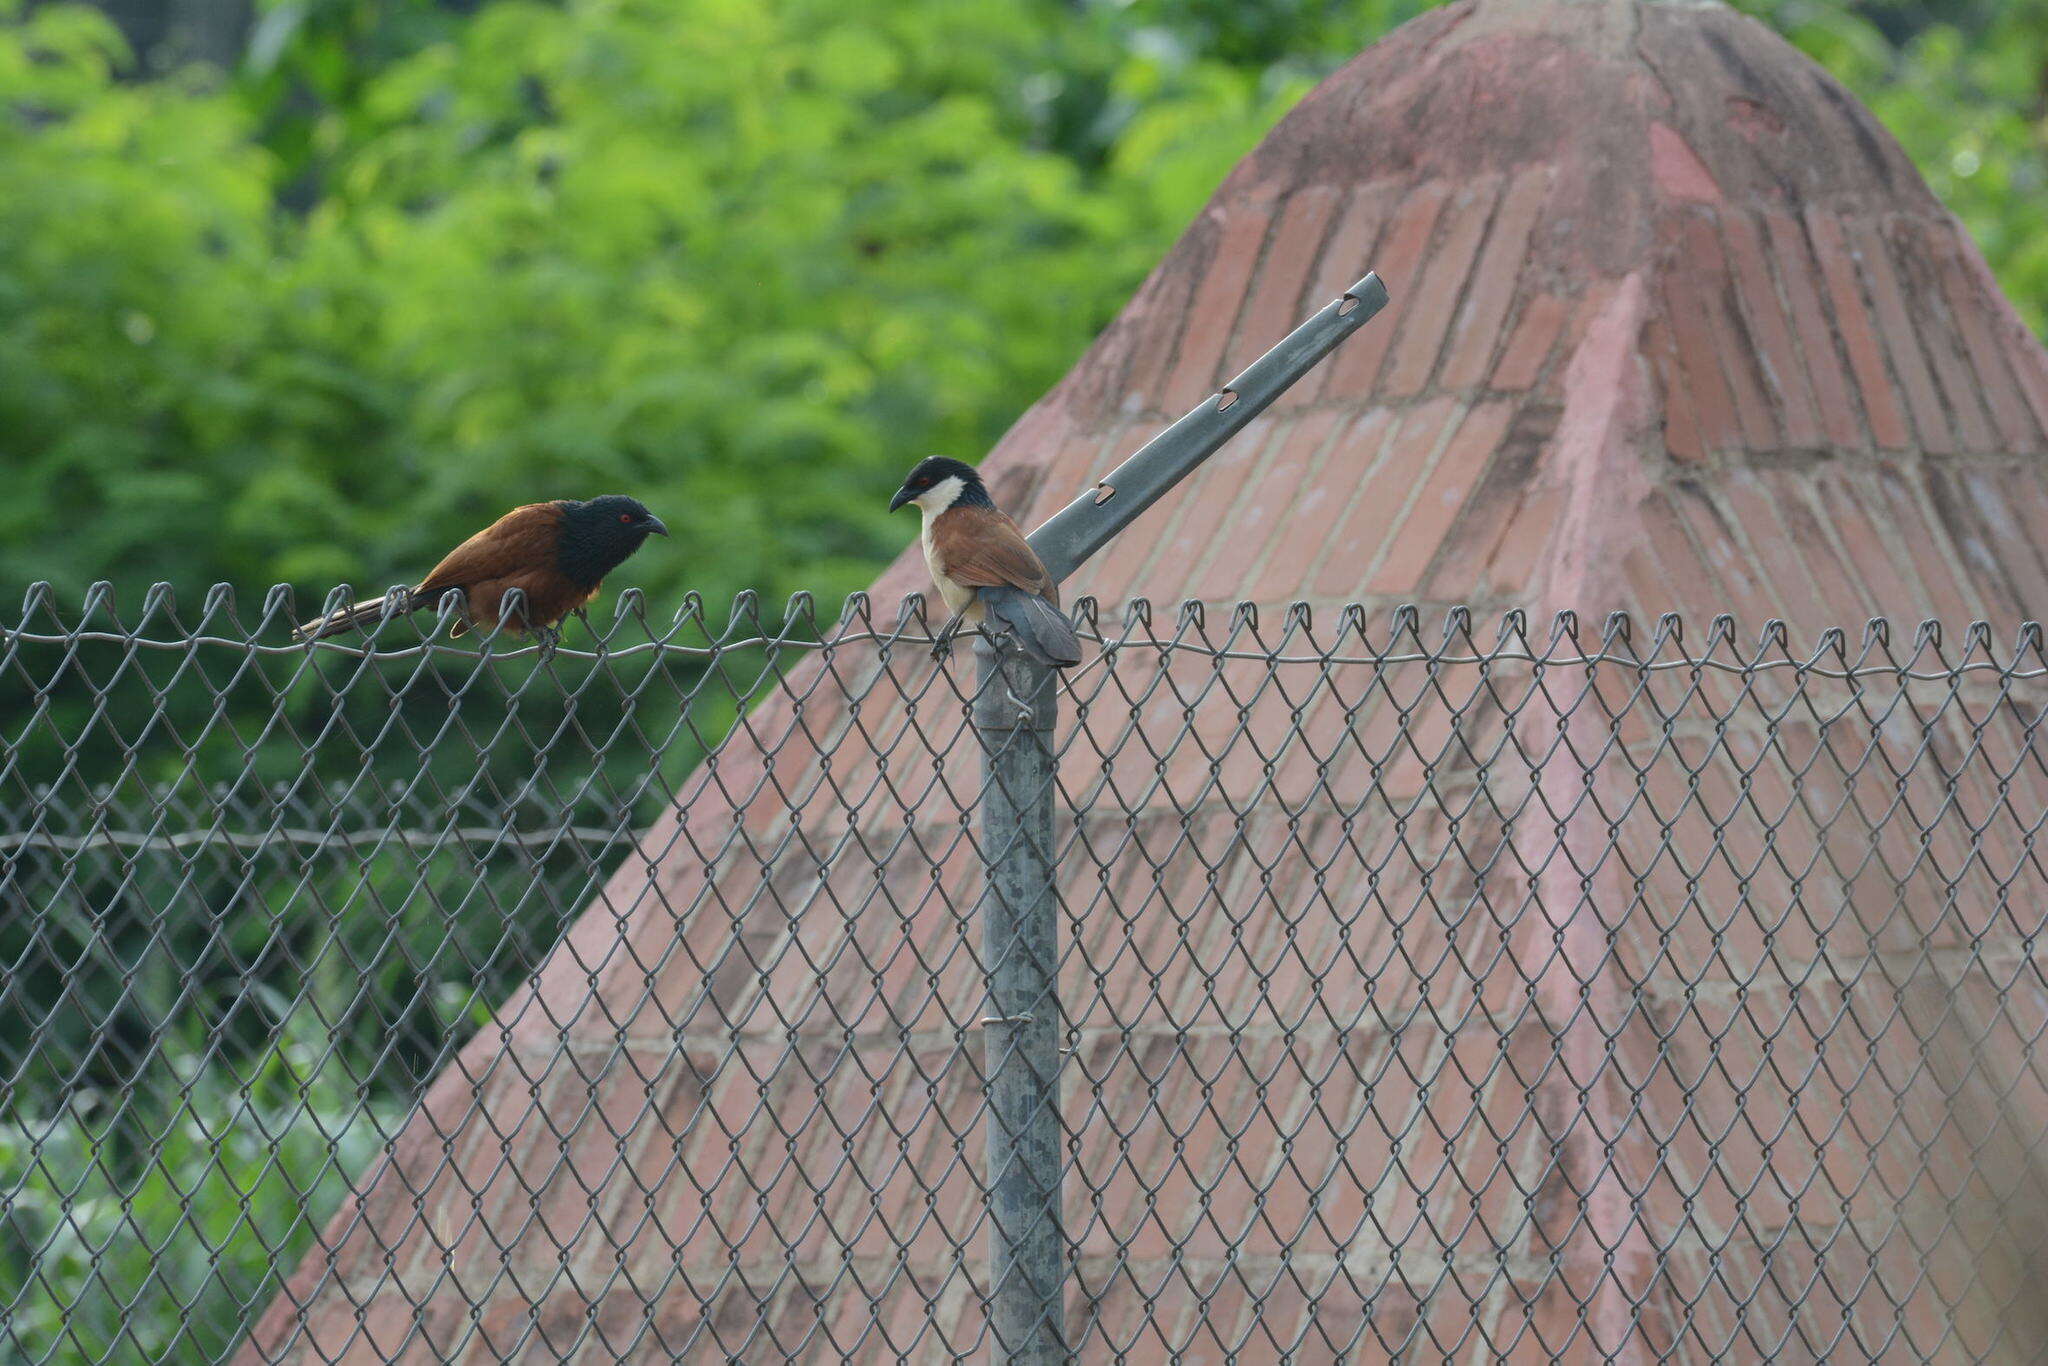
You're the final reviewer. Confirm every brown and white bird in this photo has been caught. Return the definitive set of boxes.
[888,456,1081,667]
[294,495,667,645]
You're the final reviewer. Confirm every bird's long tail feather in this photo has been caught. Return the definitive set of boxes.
[979,587,1083,668]
[292,592,410,643]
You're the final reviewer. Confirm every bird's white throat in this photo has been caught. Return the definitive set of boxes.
[914,474,979,618]
[911,474,967,515]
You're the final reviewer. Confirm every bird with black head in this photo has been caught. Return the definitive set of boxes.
[294,495,667,647]
[888,456,1081,667]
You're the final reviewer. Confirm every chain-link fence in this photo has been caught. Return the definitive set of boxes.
[6,585,2048,1363]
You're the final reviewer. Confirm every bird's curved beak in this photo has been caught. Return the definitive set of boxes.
[644,517,669,536]
[888,486,915,514]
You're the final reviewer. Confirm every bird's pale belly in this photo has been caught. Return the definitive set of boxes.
[921,528,982,619]
[930,566,982,620]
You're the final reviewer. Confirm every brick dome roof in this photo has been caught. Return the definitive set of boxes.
[896,0,2048,631]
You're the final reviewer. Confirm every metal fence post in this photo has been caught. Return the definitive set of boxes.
[974,636,1066,1363]
[967,272,1390,1363]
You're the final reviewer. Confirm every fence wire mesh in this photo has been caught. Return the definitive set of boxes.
[6,584,2048,1363]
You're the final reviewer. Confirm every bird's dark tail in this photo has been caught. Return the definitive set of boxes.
[980,587,1083,668]
[292,592,410,643]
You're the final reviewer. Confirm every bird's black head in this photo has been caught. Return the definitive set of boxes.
[888,456,991,514]
[554,495,668,587]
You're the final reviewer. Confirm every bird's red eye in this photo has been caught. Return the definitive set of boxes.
[619,513,632,523]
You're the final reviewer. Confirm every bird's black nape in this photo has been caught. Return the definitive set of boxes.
[554,495,668,588]
[889,455,993,512]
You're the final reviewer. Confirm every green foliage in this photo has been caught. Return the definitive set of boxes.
[0,0,1318,613]
[0,624,708,1363]
[1736,0,2048,332]
[0,1012,397,1364]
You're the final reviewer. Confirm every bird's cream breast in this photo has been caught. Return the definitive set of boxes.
[920,512,981,618]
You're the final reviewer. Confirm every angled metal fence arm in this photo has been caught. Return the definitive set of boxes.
[1028,272,1388,583]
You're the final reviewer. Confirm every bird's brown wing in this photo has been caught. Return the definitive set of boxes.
[931,506,1059,606]
[414,502,565,594]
